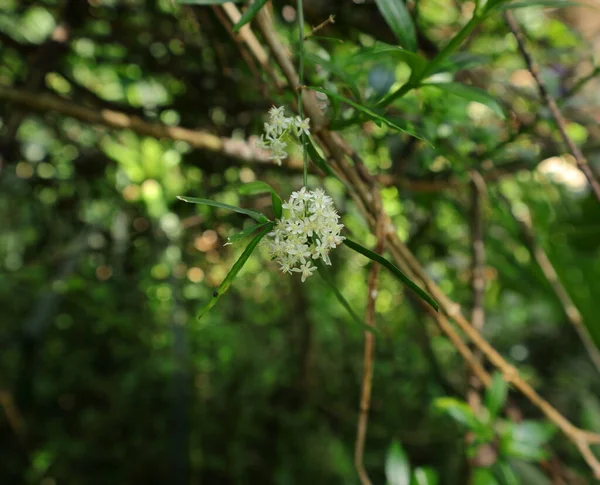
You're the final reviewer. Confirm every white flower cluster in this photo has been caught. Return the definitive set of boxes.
[257,106,310,166]
[266,187,345,282]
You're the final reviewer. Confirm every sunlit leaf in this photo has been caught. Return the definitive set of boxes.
[499,421,556,461]
[411,467,438,485]
[386,441,411,485]
[343,238,438,311]
[375,0,417,51]
[434,397,480,429]
[197,222,274,320]
[177,196,269,223]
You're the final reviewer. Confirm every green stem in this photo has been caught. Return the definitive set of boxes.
[377,14,482,107]
[297,0,308,187]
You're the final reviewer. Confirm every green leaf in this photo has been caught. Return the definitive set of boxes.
[431,52,490,75]
[343,238,438,311]
[307,86,431,143]
[492,461,520,485]
[495,0,590,11]
[510,460,553,485]
[499,421,556,462]
[422,83,505,118]
[386,441,411,485]
[177,196,269,223]
[411,467,438,485]
[237,181,283,219]
[484,372,508,421]
[225,222,269,245]
[305,53,363,102]
[349,44,427,81]
[272,193,282,219]
[306,138,342,182]
[197,222,274,320]
[375,0,417,52]
[177,0,243,3]
[472,468,501,485]
[232,0,269,32]
[434,397,480,429]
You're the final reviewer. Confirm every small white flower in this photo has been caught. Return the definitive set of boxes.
[265,187,344,282]
[293,261,317,282]
[293,116,310,137]
[255,106,311,168]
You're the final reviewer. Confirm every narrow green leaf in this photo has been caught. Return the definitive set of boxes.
[430,52,490,75]
[349,44,427,80]
[308,86,431,143]
[492,462,520,485]
[484,372,509,421]
[385,441,411,485]
[177,195,269,223]
[343,238,438,311]
[225,222,269,245]
[272,193,282,219]
[500,421,556,462]
[237,181,277,196]
[423,82,505,118]
[306,139,338,180]
[232,0,269,32]
[375,0,417,52]
[434,397,480,429]
[495,0,590,10]
[411,467,438,485]
[198,222,274,320]
[237,181,283,219]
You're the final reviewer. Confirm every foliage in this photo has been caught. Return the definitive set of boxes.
[1,0,600,484]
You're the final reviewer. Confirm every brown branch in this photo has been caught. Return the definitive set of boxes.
[467,171,487,411]
[240,6,600,478]
[354,218,384,485]
[0,84,282,166]
[0,389,26,445]
[504,11,600,202]
[496,188,600,375]
[304,15,336,40]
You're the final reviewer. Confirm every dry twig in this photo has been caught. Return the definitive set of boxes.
[304,15,336,40]
[354,217,384,485]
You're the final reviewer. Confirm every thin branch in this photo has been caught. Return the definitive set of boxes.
[243,6,600,477]
[496,188,600,375]
[469,171,486,336]
[304,15,336,40]
[504,11,600,202]
[354,218,384,485]
[467,171,487,411]
[0,85,278,165]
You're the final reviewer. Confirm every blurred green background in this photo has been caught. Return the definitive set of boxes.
[1,0,600,484]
